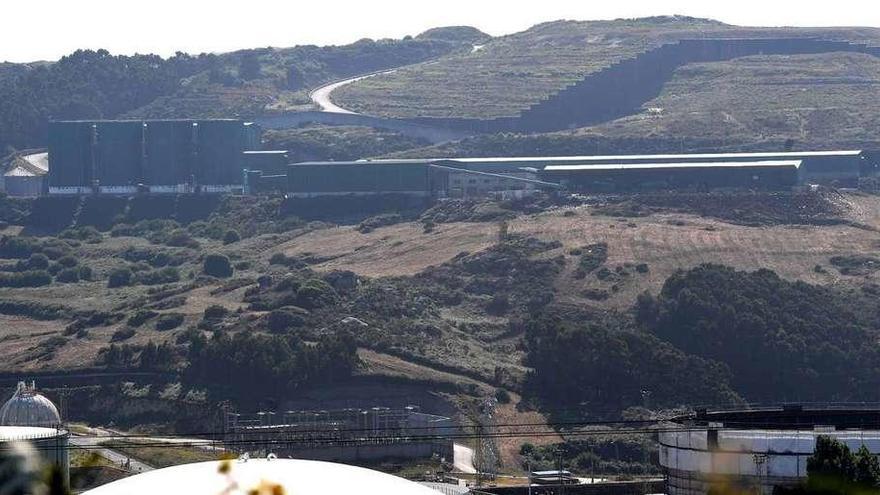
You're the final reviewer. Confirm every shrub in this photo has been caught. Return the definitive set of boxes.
[223,229,241,245]
[495,388,512,404]
[78,266,93,281]
[0,270,52,287]
[295,279,336,309]
[266,309,305,333]
[486,294,510,315]
[203,254,233,278]
[127,310,158,327]
[0,236,38,258]
[111,327,136,342]
[136,267,181,285]
[357,213,402,233]
[56,256,78,268]
[156,313,185,331]
[203,305,229,320]
[107,267,134,288]
[165,229,200,249]
[55,268,81,283]
[26,253,50,270]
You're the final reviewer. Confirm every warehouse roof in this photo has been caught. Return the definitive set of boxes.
[544,160,802,171]
[292,159,430,166]
[443,151,861,164]
[82,459,443,495]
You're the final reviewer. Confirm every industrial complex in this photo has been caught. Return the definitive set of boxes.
[224,406,455,463]
[1,119,875,198]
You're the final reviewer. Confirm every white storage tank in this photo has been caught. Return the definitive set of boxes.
[660,406,880,495]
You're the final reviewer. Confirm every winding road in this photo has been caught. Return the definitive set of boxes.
[309,69,396,114]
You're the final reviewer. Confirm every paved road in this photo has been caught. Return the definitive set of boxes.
[69,435,154,473]
[453,443,476,474]
[309,69,396,114]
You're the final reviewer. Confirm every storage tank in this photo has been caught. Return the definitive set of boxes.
[0,426,70,485]
[660,406,880,495]
[82,458,441,495]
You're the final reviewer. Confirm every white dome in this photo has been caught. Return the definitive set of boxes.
[0,382,61,427]
[82,459,444,495]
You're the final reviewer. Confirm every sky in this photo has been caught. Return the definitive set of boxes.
[3,0,880,63]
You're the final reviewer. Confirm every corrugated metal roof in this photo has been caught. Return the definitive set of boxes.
[544,160,802,171]
[4,166,38,177]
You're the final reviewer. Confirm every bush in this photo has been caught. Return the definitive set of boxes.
[156,313,185,331]
[127,310,158,327]
[78,265,93,281]
[26,253,50,270]
[486,294,510,315]
[165,229,200,249]
[111,327,136,342]
[295,279,336,309]
[495,388,512,404]
[136,267,181,285]
[107,267,134,288]
[203,254,233,278]
[266,309,305,332]
[223,230,241,245]
[203,305,229,320]
[55,268,81,283]
[56,256,79,268]
[0,270,52,288]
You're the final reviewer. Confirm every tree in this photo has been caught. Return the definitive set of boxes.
[203,254,233,278]
[222,229,240,245]
[238,51,261,80]
[801,436,880,494]
[107,267,133,288]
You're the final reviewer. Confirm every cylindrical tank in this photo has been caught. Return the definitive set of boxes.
[0,426,70,486]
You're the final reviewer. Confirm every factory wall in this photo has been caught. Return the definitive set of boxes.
[286,162,432,196]
[48,120,259,194]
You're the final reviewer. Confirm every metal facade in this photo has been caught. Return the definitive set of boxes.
[287,161,430,195]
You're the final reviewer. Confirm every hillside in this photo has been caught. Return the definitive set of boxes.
[333,17,880,119]
[583,52,880,149]
[3,190,880,469]
[0,30,482,153]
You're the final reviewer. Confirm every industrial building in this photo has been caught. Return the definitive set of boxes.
[1,151,48,197]
[279,150,874,197]
[224,406,455,463]
[47,119,260,195]
[660,405,880,495]
[0,382,69,485]
[541,160,802,192]
[286,160,439,197]
[82,458,443,495]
